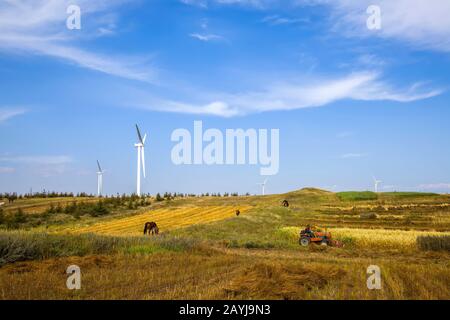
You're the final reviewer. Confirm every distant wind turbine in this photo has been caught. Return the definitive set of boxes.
[257,178,268,196]
[373,176,382,193]
[97,160,104,197]
[134,124,147,196]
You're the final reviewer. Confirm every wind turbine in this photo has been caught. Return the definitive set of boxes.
[96,160,104,197]
[134,124,147,197]
[257,178,268,196]
[373,176,382,193]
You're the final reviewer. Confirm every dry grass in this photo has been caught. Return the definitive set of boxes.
[1,250,448,300]
[68,206,252,236]
[417,235,450,251]
[278,226,450,251]
[1,190,449,300]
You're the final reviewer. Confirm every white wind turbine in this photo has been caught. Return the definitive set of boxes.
[373,176,382,193]
[257,178,268,196]
[134,124,147,197]
[96,160,104,197]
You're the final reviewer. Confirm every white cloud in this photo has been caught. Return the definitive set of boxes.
[180,0,278,9]
[0,0,155,82]
[301,0,450,52]
[0,155,73,165]
[418,183,450,190]
[0,167,15,174]
[133,71,442,117]
[0,108,27,123]
[262,15,309,26]
[337,131,353,138]
[189,33,224,42]
[183,0,450,52]
[339,153,367,159]
[0,155,73,177]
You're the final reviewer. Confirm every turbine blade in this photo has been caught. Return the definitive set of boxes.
[141,147,146,178]
[142,133,147,145]
[136,124,144,144]
[97,160,102,172]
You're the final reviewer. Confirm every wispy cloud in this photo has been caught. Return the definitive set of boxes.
[0,0,156,82]
[0,108,27,123]
[0,167,15,174]
[300,0,450,52]
[418,183,450,190]
[339,153,367,159]
[0,155,72,165]
[181,0,271,9]
[0,155,73,177]
[189,33,224,42]
[150,71,441,117]
[184,0,450,52]
[262,15,309,26]
[337,131,353,138]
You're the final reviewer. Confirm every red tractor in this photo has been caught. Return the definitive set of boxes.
[299,226,343,247]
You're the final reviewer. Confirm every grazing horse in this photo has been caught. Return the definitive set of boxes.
[143,222,159,235]
[235,209,240,216]
[282,200,289,207]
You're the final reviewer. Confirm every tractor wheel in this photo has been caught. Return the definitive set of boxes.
[300,238,310,247]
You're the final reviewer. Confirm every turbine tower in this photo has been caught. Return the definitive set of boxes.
[134,124,147,196]
[258,178,268,196]
[373,176,382,193]
[96,160,104,197]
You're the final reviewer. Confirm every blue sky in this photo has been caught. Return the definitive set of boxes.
[1,0,450,195]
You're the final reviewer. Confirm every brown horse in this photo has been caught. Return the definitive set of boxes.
[143,222,159,235]
[235,209,240,216]
[282,200,289,207]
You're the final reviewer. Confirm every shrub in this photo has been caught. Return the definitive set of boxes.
[417,235,450,251]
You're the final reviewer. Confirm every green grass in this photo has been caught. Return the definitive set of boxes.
[0,231,201,266]
[336,191,378,201]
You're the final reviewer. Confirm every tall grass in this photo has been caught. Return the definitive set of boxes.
[0,231,200,266]
[278,226,450,250]
[417,235,450,251]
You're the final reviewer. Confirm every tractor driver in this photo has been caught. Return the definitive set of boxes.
[305,225,314,236]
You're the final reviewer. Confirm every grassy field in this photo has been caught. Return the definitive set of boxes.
[0,189,449,300]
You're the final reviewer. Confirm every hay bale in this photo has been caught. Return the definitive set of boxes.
[359,212,378,219]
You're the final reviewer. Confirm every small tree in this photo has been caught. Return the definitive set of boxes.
[156,193,163,202]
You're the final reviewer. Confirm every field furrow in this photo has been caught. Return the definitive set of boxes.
[72,206,252,236]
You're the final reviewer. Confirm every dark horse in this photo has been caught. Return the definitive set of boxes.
[235,209,240,216]
[282,200,289,207]
[143,222,159,235]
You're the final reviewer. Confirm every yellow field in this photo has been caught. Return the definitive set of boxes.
[72,206,252,236]
[279,226,450,250]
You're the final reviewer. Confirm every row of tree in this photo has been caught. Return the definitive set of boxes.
[0,192,251,203]
[0,195,153,229]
